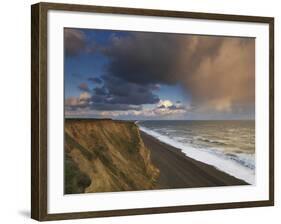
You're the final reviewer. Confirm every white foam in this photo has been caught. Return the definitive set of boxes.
[139,126,255,185]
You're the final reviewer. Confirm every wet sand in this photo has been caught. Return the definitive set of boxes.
[140,131,248,189]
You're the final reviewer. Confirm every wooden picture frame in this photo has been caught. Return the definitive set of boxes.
[31,2,274,221]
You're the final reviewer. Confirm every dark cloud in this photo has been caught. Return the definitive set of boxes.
[64,29,87,57]
[90,76,159,107]
[168,104,186,110]
[64,28,97,57]
[103,33,223,85]
[78,83,90,92]
[93,86,108,96]
[90,103,142,111]
[101,32,255,112]
[66,75,159,111]
[88,77,103,84]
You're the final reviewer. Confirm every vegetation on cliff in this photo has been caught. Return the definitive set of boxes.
[64,119,159,194]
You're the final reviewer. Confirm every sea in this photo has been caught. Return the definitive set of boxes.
[137,120,255,184]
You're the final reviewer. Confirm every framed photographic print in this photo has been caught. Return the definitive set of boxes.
[31,2,274,221]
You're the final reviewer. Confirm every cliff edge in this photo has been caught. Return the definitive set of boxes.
[64,119,159,194]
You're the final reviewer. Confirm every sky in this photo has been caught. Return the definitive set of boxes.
[64,28,255,120]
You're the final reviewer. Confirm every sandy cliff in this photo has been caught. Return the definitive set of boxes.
[64,119,159,194]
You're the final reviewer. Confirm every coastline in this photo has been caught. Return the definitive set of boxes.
[140,131,248,189]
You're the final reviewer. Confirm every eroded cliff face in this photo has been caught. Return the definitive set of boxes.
[64,119,159,194]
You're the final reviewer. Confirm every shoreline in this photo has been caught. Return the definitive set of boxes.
[140,131,248,189]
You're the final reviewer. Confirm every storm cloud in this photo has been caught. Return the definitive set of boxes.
[102,32,255,113]
[72,76,159,111]
[94,75,160,105]
[65,29,255,117]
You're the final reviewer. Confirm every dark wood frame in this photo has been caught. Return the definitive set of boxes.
[31,2,274,221]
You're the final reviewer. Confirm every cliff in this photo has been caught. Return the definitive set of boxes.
[64,119,159,194]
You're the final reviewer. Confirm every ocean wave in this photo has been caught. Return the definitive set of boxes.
[195,136,227,145]
[139,126,255,185]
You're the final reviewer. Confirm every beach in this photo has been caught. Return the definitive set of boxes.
[140,131,248,189]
